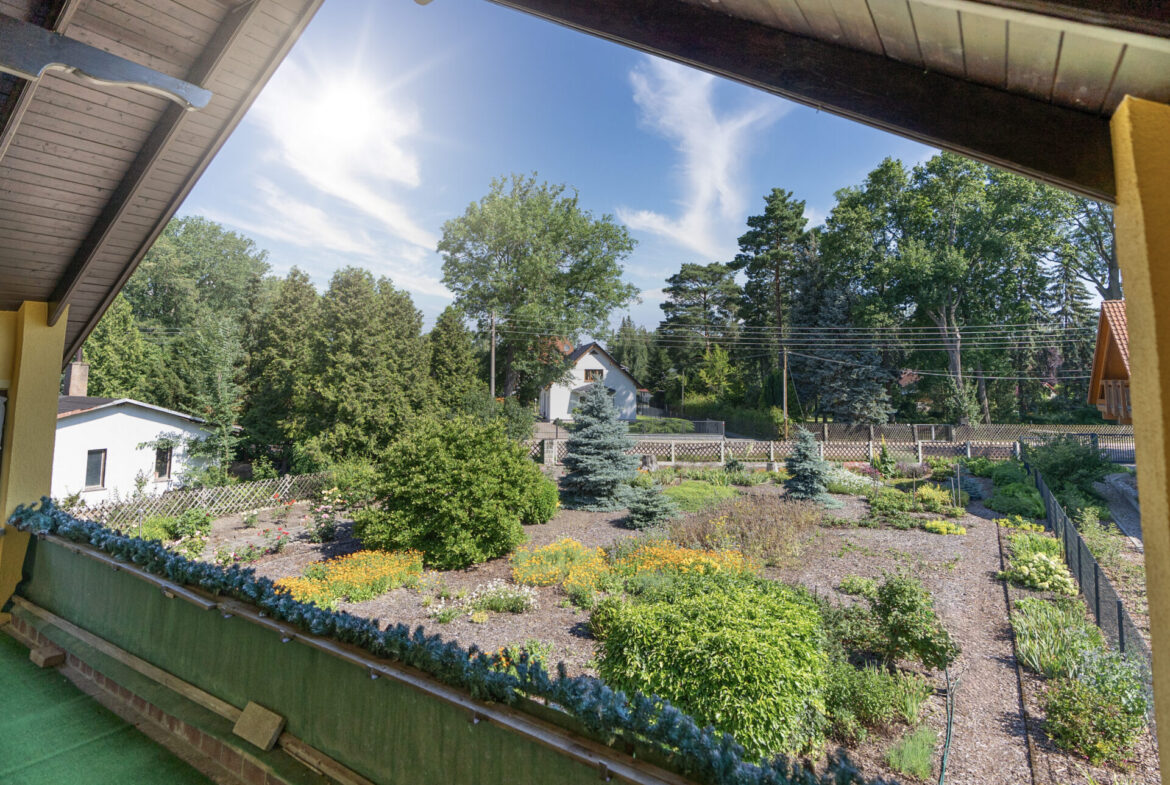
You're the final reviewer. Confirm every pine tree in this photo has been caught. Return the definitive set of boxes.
[625,483,677,529]
[82,293,154,399]
[429,305,483,411]
[610,316,651,384]
[784,427,831,502]
[562,384,638,510]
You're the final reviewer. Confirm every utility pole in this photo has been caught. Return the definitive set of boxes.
[782,348,789,440]
[680,374,685,417]
[489,310,496,399]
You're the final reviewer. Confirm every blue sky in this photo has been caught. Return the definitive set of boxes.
[181,0,936,328]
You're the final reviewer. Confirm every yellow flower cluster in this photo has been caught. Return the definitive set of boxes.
[275,550,423,609]
[612,541,756,578]
[511,538,604,587]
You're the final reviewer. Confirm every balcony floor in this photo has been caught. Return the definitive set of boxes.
[0,630,212,785]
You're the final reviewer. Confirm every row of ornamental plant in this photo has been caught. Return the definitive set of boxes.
[9,498,893,785]
[1000,519,1150,767]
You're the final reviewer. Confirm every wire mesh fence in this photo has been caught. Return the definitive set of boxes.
[62,473,331,528]
[1027,463,1152,703]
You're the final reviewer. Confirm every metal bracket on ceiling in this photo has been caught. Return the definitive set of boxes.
[0,13,211,110]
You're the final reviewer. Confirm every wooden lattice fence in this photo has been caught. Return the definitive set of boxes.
[63,473,330,528]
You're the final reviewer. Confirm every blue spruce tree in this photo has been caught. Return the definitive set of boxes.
[562,384,638,510]
[784,426,833,504]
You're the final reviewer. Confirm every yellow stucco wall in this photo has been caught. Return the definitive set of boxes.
[1111,95,1170,778]
[0,302,67,624]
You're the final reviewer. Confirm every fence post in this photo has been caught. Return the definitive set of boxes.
[1094,562,1102,625]
[868,441,875,462]
[1119,599,1127,654]
[720,440,726,464]
[670,442,676,465]
[817,442,825,460]
[542,439,556,467]
[768,442,775,462]
[916,441,923,463]
[822,423,829,442]
[931,425,937,441]
[964,441,972,458]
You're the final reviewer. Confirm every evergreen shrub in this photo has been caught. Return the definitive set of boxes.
[870,487,913,513]
[353,416,556,569]
[871,575,960,670]
[990,460,1029,487]
[784,427,832,504]
[561,385,638,510]
[986,482,1045,518]
[593,575,827,759]
[625,484,678,530]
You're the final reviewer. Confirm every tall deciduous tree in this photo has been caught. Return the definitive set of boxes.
[1059,197,1120,300]
[439,174,638,400]
[240,268,319,465]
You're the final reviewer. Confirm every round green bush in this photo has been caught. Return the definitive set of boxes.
[353,416,557,569]
[592,576,827,759]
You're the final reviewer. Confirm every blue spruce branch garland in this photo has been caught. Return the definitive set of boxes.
[8,499,893,785]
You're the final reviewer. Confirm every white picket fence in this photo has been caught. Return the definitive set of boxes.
[62,473,330,528]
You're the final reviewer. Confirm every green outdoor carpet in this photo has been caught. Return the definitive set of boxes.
[0,632,212,785]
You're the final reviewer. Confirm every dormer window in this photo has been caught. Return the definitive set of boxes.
[585,369,604,382]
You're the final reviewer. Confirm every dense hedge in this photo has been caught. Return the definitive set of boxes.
[593,574,827,760]
[11,499,886,785]
[353,417,556,569]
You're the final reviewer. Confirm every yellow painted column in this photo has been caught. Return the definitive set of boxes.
[1111,95,1170,777]
[0,302,68,625]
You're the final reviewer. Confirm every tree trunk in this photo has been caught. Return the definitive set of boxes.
[975,362,992,424]
[933,308,968,425]
[1106,244,1123,300]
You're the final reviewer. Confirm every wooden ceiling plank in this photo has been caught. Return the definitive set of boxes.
[47,74,172,118]
[24,100,154,148]
[748,0,813,36]
[907,1,965,77]
[957,9,1006,87]
[826,0,885,54]
[0,0,84,165]
[1005,18,1062,100]
[791,0,847,43]
[66,21,199,77]
[58,0,326,359]
[39,84,164,132]
[5,141,132,180]
[1103,44,1170,112]
[865,0,923,66]
[164,0,225,26]
[963,0,1170,39]
[1051,30,1124,112]
[102,0,221,37]
[73,4,209,62]
[485,0,1114,202]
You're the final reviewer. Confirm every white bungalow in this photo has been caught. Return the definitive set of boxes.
[538,342,639,422]
[51,362,211,505]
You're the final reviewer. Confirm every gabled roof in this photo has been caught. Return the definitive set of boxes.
[57,396,205,425]
[1088,299,1131,406]
[1102,300,1130,372]
[566,342,641,387]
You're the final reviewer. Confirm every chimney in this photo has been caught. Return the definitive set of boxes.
[63,360,89,397]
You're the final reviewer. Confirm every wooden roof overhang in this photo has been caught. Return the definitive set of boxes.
[488,0,1170,204]
[1088,299,1130,401]
[0,0,323,367]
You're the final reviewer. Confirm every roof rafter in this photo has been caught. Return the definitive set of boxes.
[49,0,324,348]
[489,0,1116,202]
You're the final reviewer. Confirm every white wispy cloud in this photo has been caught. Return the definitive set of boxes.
[247,58,438,252]
[617,56,785,259]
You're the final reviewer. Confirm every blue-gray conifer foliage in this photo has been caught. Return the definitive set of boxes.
[562,384,638,510]
[784,426,831,502]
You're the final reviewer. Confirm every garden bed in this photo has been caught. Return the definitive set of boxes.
[183,467,1159,785]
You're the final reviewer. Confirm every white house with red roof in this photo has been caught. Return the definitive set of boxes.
[538,342,639,422]
[51,362,212,505]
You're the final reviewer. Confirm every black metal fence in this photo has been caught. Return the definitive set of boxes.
[1022,430,1137,463]
[1027,462,1151,695]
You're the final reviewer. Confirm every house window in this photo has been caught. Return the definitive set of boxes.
[154,446,172,480]
[585,369,604,382]
[85,449,106,489]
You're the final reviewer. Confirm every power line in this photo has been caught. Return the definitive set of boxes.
[784,350,1090,381]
